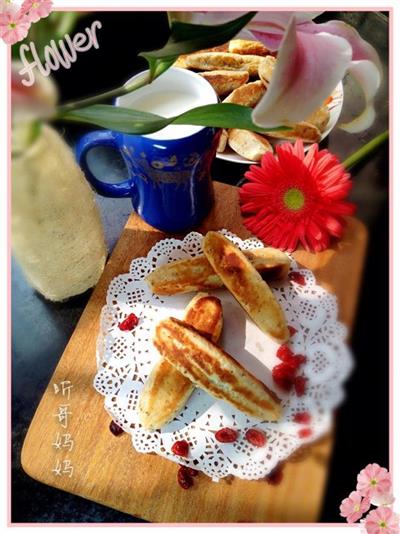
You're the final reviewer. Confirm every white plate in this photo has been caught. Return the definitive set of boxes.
[216,82,344,165]
[94,230,353,481]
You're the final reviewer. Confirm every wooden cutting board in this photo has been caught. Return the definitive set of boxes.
[21,182,367,523]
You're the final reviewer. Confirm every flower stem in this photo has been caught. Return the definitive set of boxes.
[56,72,151,115]
[342,130,389,170]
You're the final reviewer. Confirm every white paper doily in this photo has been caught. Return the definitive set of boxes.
[93,230,353,481]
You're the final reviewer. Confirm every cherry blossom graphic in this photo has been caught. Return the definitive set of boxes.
[0,0,52,44]
[340,491,371,523]
[21,0,52,23]
[1,0,19,14]
[357,464,392,500]
[364,507,400,534]
[339,464,398,532]
[0,9,30,44]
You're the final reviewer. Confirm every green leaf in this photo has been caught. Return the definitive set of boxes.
[59,103,285,135]
[140,12,256,80]
[173,104,282,132]
[60,105,169,134]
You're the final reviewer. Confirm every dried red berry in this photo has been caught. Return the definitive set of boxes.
[177,466,193,489]
[215,427,239,443]
[245,428,267,447]
[266,465,284,485]
[290,356,307,369]
[294,354,307,365]
[276,345,294,361]
[294,376,307,396]
[288,326,297,337]
[118,312,139,331]
[171,440,189,457]
[293,412,311,424]
[109,420,124,436]
[289,271,306,286]
[183,466,198,477]
[272,362,296,391]
[298,427,313,439]
[276,347,305,371]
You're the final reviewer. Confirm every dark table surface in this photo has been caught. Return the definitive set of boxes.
[11,11,389,523]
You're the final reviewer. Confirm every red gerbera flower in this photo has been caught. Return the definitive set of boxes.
[239,140,356,252]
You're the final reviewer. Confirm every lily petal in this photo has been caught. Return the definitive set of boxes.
[168,11,322,50]
[339,59,381,132]
[299,20,382,132]
[300,20,382,75]
[248,11,323,50]
[252,17,352,128]
[247,28,283,51]
[168,11,247,25]
[251,11,323,27]
[167,11,255,40]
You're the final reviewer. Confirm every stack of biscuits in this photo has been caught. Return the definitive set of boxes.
[138,232,292,430]
[174,39,331,161]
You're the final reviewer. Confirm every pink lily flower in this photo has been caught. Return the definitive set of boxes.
[248,12,381,133]
[174,12,381,133]
[0,9,30,44]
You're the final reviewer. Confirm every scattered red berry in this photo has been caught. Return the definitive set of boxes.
[288,326,297,336]
[276,345,294,361]
[266,465,284,485]
[177,466,193,489]
[245,428,267,447]
[272,362,296,391]
[215,427,239,443]
[293,412,311,424]
[182,466,198,477]
[294,376,307,396]
[109,420,124,436]
[289,271,306,286]
[298,427,313,439]
[118,312,139,331]
[289,355,306,369]
[294,354,307,365]
[171,440,189,457]
[276,346,306,371]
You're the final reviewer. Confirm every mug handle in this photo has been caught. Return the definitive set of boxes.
[76,131,133,198]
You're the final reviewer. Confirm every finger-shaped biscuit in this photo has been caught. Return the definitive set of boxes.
[223,80,266,107]
[202,232,289,342]
[199,70,249,96]
[228,128,273,161]
[306,105,330,133]
[185,52,262,76]
[155,317,282,421]
[145,247,290,295]
[258,55,276,86]
[138,293,223,430]
[217,128,229,153]
[266,121,321,143]
[229,39,269,56]
[173,55,190,69]
[173,44,230,69]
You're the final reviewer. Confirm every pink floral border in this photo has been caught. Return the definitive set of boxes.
[0,0,53,45]
[340,464,399,533]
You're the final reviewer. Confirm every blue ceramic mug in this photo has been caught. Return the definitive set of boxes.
[76,67,220,233]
